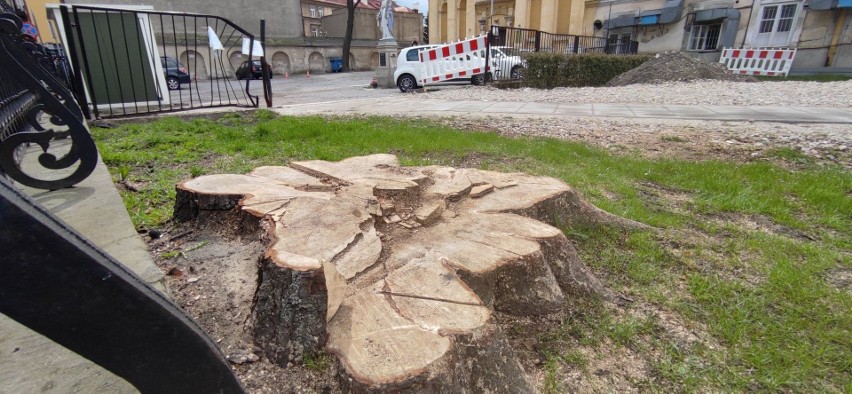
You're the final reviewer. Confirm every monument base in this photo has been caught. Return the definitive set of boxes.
[375,39,399,89]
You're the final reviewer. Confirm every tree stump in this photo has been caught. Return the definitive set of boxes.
[175,154,642,391]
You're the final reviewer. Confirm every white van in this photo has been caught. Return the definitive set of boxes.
[393,45,526,92]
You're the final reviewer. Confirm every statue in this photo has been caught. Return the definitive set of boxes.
[377,0,394,40]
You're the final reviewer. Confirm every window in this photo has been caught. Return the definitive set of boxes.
[311,25,320,37]
[310,5,317,18]
[753,2,799,46]
[759,3,797,34]
[688,23,721,51]
[318,7,324,17]
[607,32,632,54]
[406,49,421,62]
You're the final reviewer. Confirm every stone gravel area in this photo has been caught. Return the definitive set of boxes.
[409,80,852,167]
[420,81,852,108]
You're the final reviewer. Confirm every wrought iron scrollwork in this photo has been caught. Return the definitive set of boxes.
[0,12,96,190]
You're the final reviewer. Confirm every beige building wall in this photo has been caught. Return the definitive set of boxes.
[301,1,335,37]
[430,0,587,43]
[323,8,423,43]
[21,0,57,42]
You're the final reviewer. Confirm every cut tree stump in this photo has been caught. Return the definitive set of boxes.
[174,154,645,391]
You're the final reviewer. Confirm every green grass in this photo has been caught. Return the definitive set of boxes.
[302,352,328,371]
[756,74,852,82]
[92,110,851,391]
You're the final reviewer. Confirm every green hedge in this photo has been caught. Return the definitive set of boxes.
[523,53,651,89]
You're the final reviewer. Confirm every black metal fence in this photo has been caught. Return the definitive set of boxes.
[59,5,270,118]
[488,26,639,82]
[1,9,98,190]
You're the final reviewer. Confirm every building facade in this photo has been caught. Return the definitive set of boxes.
[586,0,851,68]
[428,0,587,42]
[429,0,851,68]
[24,0,421,77]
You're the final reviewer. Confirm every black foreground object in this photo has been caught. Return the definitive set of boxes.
[0,177,244,393]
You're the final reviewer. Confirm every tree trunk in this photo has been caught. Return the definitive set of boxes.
[342,0,361,72]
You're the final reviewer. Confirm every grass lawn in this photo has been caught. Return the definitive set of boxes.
[92,110,851,392]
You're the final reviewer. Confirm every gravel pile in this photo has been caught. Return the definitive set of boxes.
[607,51,756,86]
[420,80,852,107]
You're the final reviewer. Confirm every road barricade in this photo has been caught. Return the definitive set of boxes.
[719,48,797,77]
[419,35,490,85]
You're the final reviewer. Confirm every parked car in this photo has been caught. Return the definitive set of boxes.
[160,56,191,91]
[235,60,272,80]
[394,45,524,92]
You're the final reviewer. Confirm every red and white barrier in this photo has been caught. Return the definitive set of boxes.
[719,48,797,77]
[419,35,490,85]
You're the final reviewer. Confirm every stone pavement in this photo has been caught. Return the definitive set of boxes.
[276,97,852,124]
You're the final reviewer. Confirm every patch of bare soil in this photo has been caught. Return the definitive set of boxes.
[710,212,817,242]
[826,267,852,294]
[147,215,340,393]
[607,52,757,86]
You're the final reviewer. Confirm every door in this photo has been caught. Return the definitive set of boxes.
[753,2,800,47]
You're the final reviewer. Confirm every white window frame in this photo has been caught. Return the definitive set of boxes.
[746,0,805,48]
[688,23,722,51]
[309,5,317,18]
[311,25,320,37]
[758,3,797,34]
[318,7,324,17]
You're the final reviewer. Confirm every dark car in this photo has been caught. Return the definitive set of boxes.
[160,56,191,90]
[235,60,272,80]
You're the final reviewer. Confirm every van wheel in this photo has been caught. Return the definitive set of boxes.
[397,74,417,92]
[471,74,485,86]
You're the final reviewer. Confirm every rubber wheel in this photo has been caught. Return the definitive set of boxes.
[167,76,180,91]
[471,74,486,86]
[511,66,523,80]
[397,74,417,92]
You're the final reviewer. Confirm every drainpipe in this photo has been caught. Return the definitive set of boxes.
[826,9,848,66]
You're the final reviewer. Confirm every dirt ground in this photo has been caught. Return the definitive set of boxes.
[148,214,726,393]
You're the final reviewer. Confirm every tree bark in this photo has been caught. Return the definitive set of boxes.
[342,0,361,72]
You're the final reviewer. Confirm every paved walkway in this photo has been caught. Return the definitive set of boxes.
[1,144,158,393]
[276,97,852,124]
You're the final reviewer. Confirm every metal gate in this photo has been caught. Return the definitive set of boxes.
[55,5,271,118]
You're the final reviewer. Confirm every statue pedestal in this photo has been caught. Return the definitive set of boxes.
[375,39,399,89]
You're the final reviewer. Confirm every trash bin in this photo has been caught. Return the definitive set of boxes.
[330,57,343,73]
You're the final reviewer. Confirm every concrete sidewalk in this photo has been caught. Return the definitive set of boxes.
[1,143,161,393]
[276,97,852,124]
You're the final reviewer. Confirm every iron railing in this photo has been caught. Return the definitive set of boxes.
[488,26,639,82]
[0,10,98,190]
[60,5,270,118]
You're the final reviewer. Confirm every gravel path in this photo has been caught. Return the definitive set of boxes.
[419,80,852,108]
[405,80,852,167]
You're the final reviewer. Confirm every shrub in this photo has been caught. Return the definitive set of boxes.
[523,53,651,89]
